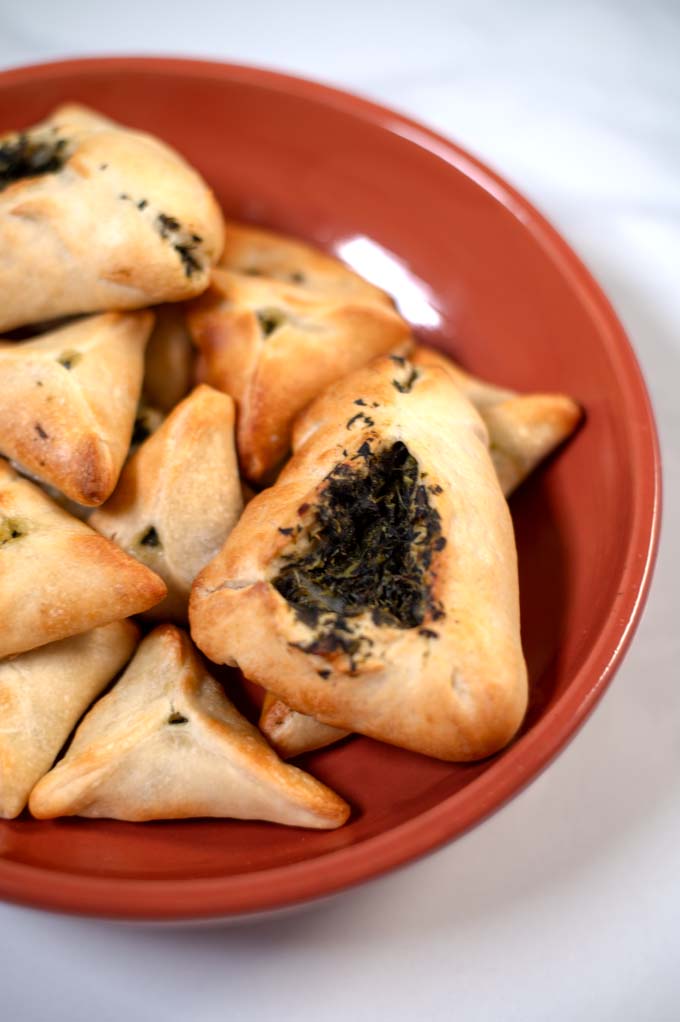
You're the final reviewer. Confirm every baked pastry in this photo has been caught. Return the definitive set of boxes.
[29,625,350,828]
[0,103,224,331]
[143,304,195,412]
[259,691,350,759]
[218,220,397,302]
[187,225,412,481]
[0,458,166,658]
[190,354,528,762]
[261,346,581,758]
[0,311,153,505]
[412,346,582,496]
[90,385,243,622]
[0,620,139,818]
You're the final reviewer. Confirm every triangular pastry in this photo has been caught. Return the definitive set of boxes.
[218,220,399,303]
[0,458,167,658]
[190,354,528,762]
[261,347,581,758]
[29,625,350,828]
[143,304,195,412]
[0,311,153,505]
[412,346,582,496]
[0,103,224,331]
[0,620,139,818]
[187,225,412,481]
[90,385,243,622]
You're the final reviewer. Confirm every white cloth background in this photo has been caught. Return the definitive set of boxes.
[1,2,678,1019]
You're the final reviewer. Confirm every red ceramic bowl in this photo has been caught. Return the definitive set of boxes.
[0,57,660,921]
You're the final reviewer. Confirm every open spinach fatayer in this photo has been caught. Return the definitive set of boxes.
[261,345,582,759]
[190,354,528,762]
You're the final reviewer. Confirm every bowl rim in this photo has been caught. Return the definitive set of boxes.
[0,54,662,921]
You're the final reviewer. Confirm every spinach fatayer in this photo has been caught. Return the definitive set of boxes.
[190,354,530,762]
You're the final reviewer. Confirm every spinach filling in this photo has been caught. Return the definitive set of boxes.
[56,350,82,371]
[256,308,287,338]
[155,213,203,278]
[273,441,445,662]
[138,526,161,548]
[0,134,68,191]
[0,517,25,546]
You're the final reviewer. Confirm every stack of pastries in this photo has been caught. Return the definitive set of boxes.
[0,104,581,826]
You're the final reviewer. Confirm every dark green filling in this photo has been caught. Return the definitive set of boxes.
[256,308,287,338]
[174,243,201,277]
[273,441,445,662]
[156,213,181,237]
[392,367,419,393]
[131,414,152,446]
[0,133,68,191]
[155,213,203,278]
[0,517,25,546]
[138,526,160,548]
[56,350,82,371]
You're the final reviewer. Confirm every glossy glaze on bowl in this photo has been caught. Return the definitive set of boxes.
[0,57,660,920]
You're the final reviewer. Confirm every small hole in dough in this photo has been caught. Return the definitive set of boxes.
[256,308,287,338]
[168,711,188,725]
[138,525,161,548]
[56,349,82,370]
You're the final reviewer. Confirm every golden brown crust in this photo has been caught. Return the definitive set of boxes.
[412,346,582,496]
[0,311,153,505]
[0,459,166,657]
[0,620,139,818]
[191,355,528,762]
[29,625,350,828]
[0,104,225,331]
[260,346,581,760]
[259,691,350,759]
[218,221,398,304]
[90,385,243,622]
[187,225,413,481]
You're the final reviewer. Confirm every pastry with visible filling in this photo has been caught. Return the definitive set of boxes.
[190,354,528,762]
[91,385,243,622]
[0,103,224,332]
[0,311,153,505]
[187,223,412,481]
[260,345,581,758]
[0,458,166,658]
[0,620,139,818]
[29,625,350,828]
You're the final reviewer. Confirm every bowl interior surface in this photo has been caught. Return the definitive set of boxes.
[0,59,659,919]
